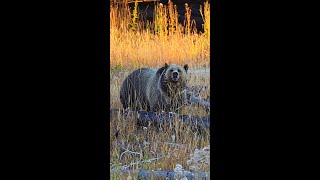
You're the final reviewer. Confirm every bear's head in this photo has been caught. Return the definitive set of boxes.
[157,63,189,94]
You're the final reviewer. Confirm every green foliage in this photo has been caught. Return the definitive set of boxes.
[130,1,139,31]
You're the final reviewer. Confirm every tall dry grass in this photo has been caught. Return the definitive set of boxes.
[110,64,211,179]
[110,1,211,178]
[110,0,210,69]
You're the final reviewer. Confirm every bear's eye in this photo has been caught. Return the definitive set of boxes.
[178,69,181,72]
[170,69,174,72]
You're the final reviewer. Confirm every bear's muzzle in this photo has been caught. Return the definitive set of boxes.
[171,71,180,82]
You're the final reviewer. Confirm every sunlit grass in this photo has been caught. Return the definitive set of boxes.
[110,0,210,68]
[110,1,210,178]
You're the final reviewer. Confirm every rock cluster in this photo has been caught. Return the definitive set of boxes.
[187,145,210,171]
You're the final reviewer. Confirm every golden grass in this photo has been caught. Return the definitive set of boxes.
[110,1,211,178]
[110,0,210,68]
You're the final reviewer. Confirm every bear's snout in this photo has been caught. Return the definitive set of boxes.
[171,71,180,81]
[173,71,179,78]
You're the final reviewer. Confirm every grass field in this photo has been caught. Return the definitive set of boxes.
[110,0,210,68]
[110,0,210,178]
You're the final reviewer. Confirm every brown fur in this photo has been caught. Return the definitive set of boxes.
[120,63,189,112]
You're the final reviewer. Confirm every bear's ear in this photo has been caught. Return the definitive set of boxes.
[183,64,189,73]
[156,63,168,75]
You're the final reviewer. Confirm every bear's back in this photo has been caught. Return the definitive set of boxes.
[120,68,156,111]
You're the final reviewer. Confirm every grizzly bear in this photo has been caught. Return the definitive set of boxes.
[120,63,189,112]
